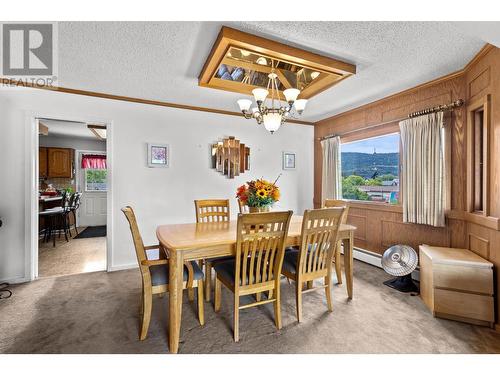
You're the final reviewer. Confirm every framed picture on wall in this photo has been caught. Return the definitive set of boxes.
[282,151,296,170]
[147,143,169,168]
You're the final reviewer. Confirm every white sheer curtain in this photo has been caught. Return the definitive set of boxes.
[399,112,445,227]
[321,136,342,204]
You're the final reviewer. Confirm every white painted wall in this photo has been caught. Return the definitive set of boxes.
[0,88,314,282]
[39,134,106,152]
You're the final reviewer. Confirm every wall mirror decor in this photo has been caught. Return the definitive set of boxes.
[211,136,250,178]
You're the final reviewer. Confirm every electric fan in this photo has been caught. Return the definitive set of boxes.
[381,244,419,293]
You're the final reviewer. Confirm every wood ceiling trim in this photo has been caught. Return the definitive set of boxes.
[89,128,105,140]
[316,43,494,126]
[88,124,107,140]
[216,27,356,76]
[199,26,356,100]
[0,77,315,126]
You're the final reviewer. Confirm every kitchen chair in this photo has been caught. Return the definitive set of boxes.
[67,192,82,236]
[213,211,293,342]
[39,207,68,247]
[64,192,76,236]
[122,206,205,341]
[194,199,231,302]
[323,199,350,284]
[59,190,68,209]
[281,207,345,322]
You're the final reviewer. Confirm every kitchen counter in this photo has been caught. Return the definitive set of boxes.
[39,196,63,202]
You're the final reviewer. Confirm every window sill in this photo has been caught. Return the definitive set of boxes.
[341,200,403,213]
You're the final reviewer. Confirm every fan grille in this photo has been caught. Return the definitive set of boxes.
[381,245,418,276]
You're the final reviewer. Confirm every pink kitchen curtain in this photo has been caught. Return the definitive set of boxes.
[81,154,107,169]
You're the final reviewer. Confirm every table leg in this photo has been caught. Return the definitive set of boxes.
[168,249,184,354]
[343,231,354,299]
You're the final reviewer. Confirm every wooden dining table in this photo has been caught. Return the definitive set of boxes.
[156,215,356,353]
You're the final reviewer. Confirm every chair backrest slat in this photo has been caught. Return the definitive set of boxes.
[297,208,344,277]
[323,199,349,224]
[234,211,292,289]
[195,199,230,223]
[121,206,149,278]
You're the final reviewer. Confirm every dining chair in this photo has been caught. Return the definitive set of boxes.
[281,207,345,322]
[323,199,350,284]
[121,206,205,341]
[237,198,249,213]
[213,210,293,342]
[194,199,231,302]
[39,208,68,247]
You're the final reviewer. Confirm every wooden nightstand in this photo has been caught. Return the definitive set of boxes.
[419,244,494,328]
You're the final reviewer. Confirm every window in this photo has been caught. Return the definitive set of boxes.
[85,169,107,191]
[341,133,400,202]
[467,94,490,215]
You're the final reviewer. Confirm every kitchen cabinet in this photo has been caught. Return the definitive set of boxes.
[39,147,48,178]
[47,147,74,178]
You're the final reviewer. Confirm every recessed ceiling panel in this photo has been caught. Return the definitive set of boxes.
[199,27,356,100]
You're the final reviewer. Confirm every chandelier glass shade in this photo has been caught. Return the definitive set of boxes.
[237,64,308,134]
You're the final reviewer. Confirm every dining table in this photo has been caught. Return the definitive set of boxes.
[156,215,356,353]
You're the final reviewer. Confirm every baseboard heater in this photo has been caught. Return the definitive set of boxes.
[349,246,420,281]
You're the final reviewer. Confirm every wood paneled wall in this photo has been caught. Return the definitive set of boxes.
[314,45,500,326]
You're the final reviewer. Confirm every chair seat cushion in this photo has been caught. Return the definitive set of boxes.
[282,244,330,274]
[213,258,237,286]
[282,246,320,275]
[207,256,234,265]
[283,248,300,275]
[149,261,204,286]
[214,257,275,286]
[39,207,65,216]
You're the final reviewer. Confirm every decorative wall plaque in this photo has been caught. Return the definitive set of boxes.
[211,136,250,179]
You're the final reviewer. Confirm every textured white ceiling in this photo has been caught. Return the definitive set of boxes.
[56,22,492,122]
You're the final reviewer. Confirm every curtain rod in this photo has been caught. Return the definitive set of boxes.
[318,99,464,141]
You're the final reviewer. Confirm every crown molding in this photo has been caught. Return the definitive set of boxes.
[0,78,315,126]
[2,44,492,128]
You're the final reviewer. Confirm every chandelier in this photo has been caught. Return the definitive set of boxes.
[236,62,308,134]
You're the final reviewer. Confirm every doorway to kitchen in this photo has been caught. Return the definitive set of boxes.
[37,118,108,278]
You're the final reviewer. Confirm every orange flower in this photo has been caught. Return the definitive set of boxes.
[236,184,248,201]
[272,189,280,201]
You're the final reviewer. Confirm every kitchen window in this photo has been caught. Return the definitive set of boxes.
[341,133,400,203]
[85,169,107,192]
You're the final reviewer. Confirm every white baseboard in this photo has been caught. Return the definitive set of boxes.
[0,276,30,284]
[350,247,420,281]
[353,247,382,268]
[108,263,138,272]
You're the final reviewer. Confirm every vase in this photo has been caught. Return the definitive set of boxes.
[248,205,271,213]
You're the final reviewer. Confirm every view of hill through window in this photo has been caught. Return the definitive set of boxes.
[341,133,400,202]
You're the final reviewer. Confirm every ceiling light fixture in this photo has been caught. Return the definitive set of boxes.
[311,71,320,80]
[237,61,308,134]
[256,57,267,65]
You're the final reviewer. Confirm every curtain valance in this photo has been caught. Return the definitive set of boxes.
[81,154,107,169]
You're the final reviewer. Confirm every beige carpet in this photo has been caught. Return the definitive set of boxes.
[38,227,106,278]
[1,260,499,354]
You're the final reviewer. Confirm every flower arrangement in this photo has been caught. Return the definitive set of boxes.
[236,176,281,212]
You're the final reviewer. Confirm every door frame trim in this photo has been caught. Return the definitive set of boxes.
[26,112,113,280]
[75,149,107,228]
